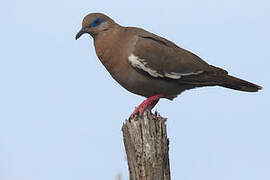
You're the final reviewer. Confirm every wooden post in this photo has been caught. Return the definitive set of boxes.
[122,109,171,180]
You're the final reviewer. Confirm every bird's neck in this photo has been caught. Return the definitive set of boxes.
[93,26,134,79]
[94,26,122,61]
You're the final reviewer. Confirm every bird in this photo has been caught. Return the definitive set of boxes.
[75,13,262,118]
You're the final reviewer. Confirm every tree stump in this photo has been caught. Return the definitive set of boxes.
[122,109,171,180]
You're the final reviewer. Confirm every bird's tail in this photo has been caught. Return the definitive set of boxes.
[219,75,262,92]
[179,65,262,92]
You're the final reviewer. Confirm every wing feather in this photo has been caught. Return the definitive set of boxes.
[128,29,211,79]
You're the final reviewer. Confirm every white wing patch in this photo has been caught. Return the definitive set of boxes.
[128,54,163,78]
[128,54,203,79]
[164,71,204,79]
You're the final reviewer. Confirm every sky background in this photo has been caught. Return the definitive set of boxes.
[0,0,269,179]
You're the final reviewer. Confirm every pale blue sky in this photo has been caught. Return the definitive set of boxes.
[0,0,269,180]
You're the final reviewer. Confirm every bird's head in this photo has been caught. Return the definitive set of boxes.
[75,13,115,40]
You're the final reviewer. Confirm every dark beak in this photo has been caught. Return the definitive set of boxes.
[75,28,88,40]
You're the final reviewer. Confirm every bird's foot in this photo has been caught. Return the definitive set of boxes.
[151,111,159,120]
[130,94,163,119]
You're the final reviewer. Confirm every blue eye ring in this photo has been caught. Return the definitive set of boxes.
[90,18,103,28]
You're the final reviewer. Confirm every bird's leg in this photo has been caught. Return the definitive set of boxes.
[130,94,163,118]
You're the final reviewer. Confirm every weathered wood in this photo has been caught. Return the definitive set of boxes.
[122,109,171,180]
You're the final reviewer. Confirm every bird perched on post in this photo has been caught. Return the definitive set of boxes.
[76,13,262,118]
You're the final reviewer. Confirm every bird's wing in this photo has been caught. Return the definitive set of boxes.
[128,29,211,79]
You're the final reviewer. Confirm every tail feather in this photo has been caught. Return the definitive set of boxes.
[220,75,262,92]
[179,65,262,92]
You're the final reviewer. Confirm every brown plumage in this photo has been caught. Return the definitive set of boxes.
[76,13,262,117]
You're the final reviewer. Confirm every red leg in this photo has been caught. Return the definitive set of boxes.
[130,94,163,118]
[148,98,160,110]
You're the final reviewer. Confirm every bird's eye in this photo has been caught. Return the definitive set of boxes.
[90,18,103,28]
